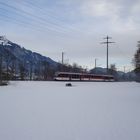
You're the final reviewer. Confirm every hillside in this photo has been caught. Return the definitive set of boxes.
[0,36,59,80]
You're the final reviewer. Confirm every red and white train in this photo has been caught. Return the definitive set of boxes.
[54,72,115,82]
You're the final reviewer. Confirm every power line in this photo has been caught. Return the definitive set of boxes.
[0,1,71,34]
[0,0,98,45]
[21,0,86,34]
[0,0,91,36]
[0,7,76,41]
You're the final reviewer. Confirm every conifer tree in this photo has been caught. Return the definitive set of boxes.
[134,41,140,81]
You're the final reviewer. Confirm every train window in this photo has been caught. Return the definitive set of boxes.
[70,74,80,78]
[83,75,87,78]
[104,76,110,79]
[59,74,68,77]
[76,75,80,78]
[94,76,100,79]
[64,74,69,77]
[71,75,76,78]
[59,74,64,77]
[58,74,62,77]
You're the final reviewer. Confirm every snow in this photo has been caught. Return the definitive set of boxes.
[0,81,140,140]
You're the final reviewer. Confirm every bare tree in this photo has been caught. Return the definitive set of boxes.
[109,64,117,74]
[19,60,26,80]
[9,56,17,80]
[29,61,33,80]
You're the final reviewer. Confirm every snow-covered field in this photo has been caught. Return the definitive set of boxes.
[0,81,140,140]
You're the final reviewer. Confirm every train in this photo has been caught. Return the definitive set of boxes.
[54,72,115,82]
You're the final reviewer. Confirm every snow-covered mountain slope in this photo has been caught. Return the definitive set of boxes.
[0,36,58,67]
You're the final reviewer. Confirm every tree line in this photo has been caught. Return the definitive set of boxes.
[133,41,140,82]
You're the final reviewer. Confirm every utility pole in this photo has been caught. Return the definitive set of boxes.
[94,58,97,74]
[95,58,97,68]
[124,66,126,73]
[62,52,64,65]
[101,36,115,73]
[61,52,65,72]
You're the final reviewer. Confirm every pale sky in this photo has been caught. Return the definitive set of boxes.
[0,0,140,71]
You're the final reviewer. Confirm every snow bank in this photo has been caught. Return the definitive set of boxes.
[0,81,140,140]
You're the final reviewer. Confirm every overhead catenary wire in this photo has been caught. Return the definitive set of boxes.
[0,1,71,34]
[0,0,93,36]
[19,0,86,33]
[0,3,91,46]
[0,6,83,44]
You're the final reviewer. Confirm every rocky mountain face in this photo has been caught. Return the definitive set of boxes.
[0,36,59,80]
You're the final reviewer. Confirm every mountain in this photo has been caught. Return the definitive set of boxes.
[0,36,59,80]
[0,36,57,66]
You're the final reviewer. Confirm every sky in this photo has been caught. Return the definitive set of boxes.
[0,0,140,71]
